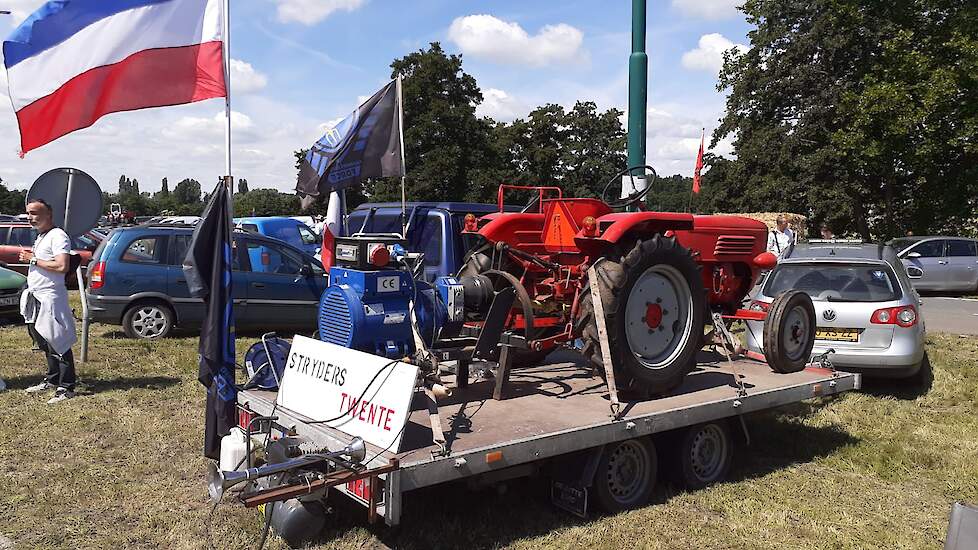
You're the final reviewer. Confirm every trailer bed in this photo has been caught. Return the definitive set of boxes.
[237,350,860,525]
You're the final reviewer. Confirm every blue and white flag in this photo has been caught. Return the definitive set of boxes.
[296,79,404,206]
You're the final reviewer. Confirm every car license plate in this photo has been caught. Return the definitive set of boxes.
[0,295,19,307]
[815,327,860,342]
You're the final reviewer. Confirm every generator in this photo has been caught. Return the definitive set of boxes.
[317,235,469,359]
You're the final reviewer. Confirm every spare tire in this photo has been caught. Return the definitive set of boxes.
[763,290,816,373]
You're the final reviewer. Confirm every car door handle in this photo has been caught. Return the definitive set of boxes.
[252,282,265,289]
[176,278,186,284]
[938,260,948,265]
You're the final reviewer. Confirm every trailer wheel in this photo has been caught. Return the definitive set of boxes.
[763,290,816,373]
[593,437,657,513]
[580,236,705,395]
[675,421,733,489]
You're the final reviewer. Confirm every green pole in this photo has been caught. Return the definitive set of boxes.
[627,0,647,177]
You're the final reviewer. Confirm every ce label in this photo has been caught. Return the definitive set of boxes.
[377,276,399,293]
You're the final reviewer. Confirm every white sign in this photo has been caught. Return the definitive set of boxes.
[276,336,419,452]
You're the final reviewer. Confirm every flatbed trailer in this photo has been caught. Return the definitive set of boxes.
[234,350,860,528]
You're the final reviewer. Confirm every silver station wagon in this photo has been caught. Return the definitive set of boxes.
[744,241,925,379]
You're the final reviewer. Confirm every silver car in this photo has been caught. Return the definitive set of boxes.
[890,236,978,293]
[745,242,925,379]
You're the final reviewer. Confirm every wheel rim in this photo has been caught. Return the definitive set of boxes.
[604,440,652,504]
[132,306,167,338]
[781,305,810,362]
[689,425,728,482]
[624,264,694,369]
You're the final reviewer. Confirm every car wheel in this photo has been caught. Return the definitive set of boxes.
[123,302,174,339]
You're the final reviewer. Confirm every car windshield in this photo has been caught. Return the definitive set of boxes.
[764,263,901,302]
[890,238,917,254]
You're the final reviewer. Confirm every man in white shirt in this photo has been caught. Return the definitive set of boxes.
[19,199,78,404]
[767,215,795,260]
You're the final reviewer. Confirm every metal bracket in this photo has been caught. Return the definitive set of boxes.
[711,311,749,399]
[588,262,623,419]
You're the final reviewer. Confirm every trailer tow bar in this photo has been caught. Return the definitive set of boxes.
[588,262,623,420]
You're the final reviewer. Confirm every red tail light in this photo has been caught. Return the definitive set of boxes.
[749,299,770,312]
[89,261,106,289]
[871,305,917,327]
[238,407,255,431]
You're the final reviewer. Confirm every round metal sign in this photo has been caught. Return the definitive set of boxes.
[26,168,103,237]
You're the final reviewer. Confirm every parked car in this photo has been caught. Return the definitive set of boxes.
[744,242,925,379]
[0,221,103,287]
[234,216,321,258]
[0,264,27,319]
[346,202,504,281]
[86,224,328,339]
[889,236,978,293]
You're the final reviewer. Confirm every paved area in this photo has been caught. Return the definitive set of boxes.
[920,296,978,335]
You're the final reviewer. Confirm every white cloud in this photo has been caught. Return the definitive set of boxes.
[3,0,47,23]
[681,33,747,73]
[272,0,365,26]
[476,88,528,122]
[229,59,268,94]
[671,0,741,20]
[447,14,586,67]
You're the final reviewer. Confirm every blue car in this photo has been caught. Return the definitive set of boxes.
[234,216,321,258]
[86,224,327,339]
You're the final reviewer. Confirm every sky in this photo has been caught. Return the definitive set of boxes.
[0,0,751,195]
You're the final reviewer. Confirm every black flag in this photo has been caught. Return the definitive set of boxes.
[296,79,404,206]
[182,181,236,460]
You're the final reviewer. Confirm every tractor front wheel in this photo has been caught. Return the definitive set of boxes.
[580,236,705,396]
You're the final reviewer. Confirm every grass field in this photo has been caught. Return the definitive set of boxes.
[1,310,976,549]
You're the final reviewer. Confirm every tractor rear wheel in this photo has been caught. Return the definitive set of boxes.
[579,236,705,395]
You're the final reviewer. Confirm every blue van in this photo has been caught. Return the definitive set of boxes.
[234,217,321,258]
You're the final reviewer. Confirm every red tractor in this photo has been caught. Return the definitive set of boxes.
[459,167,816,396]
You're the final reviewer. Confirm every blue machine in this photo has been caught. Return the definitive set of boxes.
[317,236,467,360]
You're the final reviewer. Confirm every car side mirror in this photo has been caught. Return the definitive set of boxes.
[906,266,923,279]
[906,252,921,258]
[300,264,313,277]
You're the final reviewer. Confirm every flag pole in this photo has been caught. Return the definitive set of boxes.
[222,0,233,193]
[396,75,407,236]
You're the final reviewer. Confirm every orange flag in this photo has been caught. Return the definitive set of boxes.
[692,128,705,194]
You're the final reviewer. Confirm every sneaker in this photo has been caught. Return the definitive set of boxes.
[46,389,75,404]
[25,381,55,394]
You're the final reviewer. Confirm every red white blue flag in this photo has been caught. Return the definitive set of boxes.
[3,0,227,155]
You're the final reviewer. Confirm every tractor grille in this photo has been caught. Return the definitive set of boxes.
[319,289,353,346]
[0,287,19,296]
[714,235,757,257]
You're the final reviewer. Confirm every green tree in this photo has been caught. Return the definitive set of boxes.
[233,189,299,217]
[0,180,28,214]
[371,42,493,202]
[173,178,201,205]
[714,0,978,239]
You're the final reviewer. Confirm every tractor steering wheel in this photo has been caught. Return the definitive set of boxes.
[601,165,658,209]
